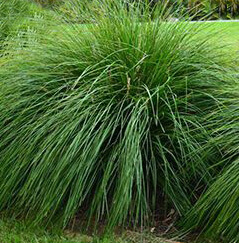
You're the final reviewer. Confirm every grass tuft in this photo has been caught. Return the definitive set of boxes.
[0,2,238,239]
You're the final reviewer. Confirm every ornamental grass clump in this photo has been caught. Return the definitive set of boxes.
[0,1,237,232]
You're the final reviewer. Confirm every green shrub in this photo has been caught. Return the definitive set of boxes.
[165,0,239,20]
[0,1,237,234]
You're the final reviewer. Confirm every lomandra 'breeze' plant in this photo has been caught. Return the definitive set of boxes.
[0,0,238,241]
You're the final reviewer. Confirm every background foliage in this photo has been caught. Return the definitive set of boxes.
[32,0,239,19]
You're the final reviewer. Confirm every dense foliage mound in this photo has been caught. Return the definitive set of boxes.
[0,1,238,242]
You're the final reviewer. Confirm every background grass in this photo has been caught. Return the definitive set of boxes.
[209,22,239,52]
[0,218,128,243]
[0,218,173,243]
[0,217,220,243]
